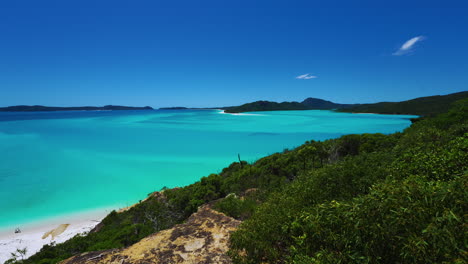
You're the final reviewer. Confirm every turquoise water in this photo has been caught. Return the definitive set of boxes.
[0,109,416,229]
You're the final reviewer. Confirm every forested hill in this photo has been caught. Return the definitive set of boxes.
[337,91,468,116]
[222,98,353,113]
[223,100,310,113]
[301,97,355,109]
[223,91,468,115]
[20,98,467,264]
[0,105,154,112]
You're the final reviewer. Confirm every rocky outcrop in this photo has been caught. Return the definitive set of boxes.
[60,205,241,264]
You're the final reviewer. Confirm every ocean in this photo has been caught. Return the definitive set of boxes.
[0,109,417,229]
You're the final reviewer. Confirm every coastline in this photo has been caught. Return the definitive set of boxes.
[217,109,265,116]
[0,208,111,263]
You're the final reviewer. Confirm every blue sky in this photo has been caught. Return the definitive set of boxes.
[0,0,467,107]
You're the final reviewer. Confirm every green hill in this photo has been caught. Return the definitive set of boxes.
[338,91,468,116]
[301,97,355,109]
[223,92,468,115]
[223,98,354,113]
[223,100,309,113]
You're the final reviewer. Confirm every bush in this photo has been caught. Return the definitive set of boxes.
[214,194,257,220]
[288,175,467,263]
[229,152,394,263]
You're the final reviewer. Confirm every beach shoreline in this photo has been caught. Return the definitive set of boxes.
[217,109,265,116]
[0,208,111,263]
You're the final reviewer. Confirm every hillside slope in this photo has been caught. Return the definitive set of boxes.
[338,91,468,116]
[223,100,309,113]
[223,91,467,114]
[223,98,354,113]
[301,97,355,109]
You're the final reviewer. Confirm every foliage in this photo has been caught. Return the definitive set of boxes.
[338,91,468,116]
[5,248,28,264]
[223,91,467,114]
[224,97,356,113]
[214,193,258,220]
[229,98,468,263]
[224,100,310,113]
[229,152,395,263]
[288,175,467,264]
[301,97,354,110]
[23,196,183,264]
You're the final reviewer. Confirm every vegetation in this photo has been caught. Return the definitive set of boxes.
[301,97,354,109]
[21,195,183,264]
[223,91,467,114]
[214,193,259,220]
[338,91,468,116]
[223,100,310,113]
[223,97,355,113]
[229,98,467,263]
[22,98,467,263]
[5,248,27,264]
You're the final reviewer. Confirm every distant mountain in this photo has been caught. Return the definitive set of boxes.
[222,92,468,115]
[301,98,356,109]
[0,105,154,112]
[223,98,355,113]
[159,107,189,110]
[338,91,468,116]
[223,101,309,113]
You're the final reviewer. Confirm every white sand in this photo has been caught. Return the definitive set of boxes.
[217,109,265,116]
[0,209,111,264]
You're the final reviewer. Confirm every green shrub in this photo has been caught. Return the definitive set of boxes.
[287,175,467,263]
[214,194,257,220]
[229,152,394,263]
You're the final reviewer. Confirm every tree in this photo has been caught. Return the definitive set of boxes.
[5,248,28,263]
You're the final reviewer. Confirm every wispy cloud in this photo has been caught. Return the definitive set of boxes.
[296,73,317,80]
[393,36,425,56]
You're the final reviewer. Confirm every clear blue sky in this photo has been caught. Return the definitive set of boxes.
[1,0,467,107]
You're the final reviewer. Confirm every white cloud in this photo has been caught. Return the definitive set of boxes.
[393,36,425,56]
[296,73,317,79]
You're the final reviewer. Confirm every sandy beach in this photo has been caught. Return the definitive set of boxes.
[217,109,265,116]
[0,209,110,264]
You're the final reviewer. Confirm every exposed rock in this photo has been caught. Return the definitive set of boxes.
[60,205,241,264]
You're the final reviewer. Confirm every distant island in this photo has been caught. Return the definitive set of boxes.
[222,97,357,113]
[222,91,468,116]
[301,97,356,109]
[159,107,189,110]
[0,105,154,112]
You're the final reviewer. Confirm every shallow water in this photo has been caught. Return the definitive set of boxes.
[0,109,416,229]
